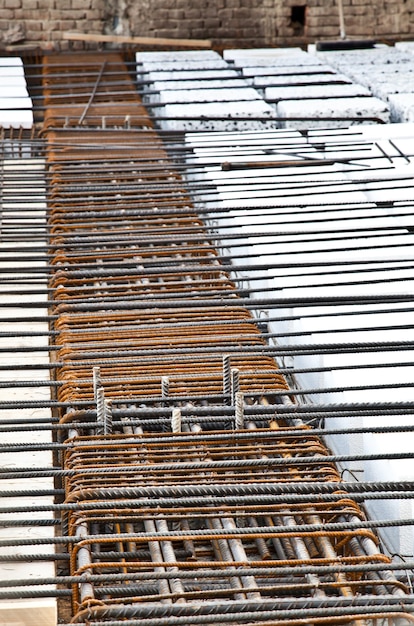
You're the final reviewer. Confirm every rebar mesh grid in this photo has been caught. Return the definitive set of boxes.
[0,50,412,625]
[34,52,413,625]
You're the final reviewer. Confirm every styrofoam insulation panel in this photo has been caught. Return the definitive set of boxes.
[276,96,390,128]
[339,66,414,89]
[0,96,31,110]
[395,41,414,53]
[241,65,337,77]
[0,86,29,98]
[0,57,25,76]
[138,50,222,61]
[388,92,414,122]
[223,47,304,60]
[252,73,352,87]
[0,73,29,86]
[372,79,414,100]
[144,69,240,82]
[153,86,261,104]
[346,63,414,79]
[137,59,230,72]
[0,158,55,624]
[229,54,328,67]
[149,77,248,91]
[265,83,371,101]
[0,109,33,128]
[0,57,32,128]
[315,47,414,67]
[156,100,278,131]
[184,124,414,557]
[331,67,414,105]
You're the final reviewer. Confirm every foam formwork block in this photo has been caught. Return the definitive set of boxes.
[158,100,278,131]
[265,83,371,102]
[276,96,390,129]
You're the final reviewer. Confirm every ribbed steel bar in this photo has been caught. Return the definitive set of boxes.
[0,49,408,624]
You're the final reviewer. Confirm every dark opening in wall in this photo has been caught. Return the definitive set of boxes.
[290,5,307,35]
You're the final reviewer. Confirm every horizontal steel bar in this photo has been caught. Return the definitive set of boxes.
[0,513,411,547]
[0,488,413,515]
[0,420,412,439]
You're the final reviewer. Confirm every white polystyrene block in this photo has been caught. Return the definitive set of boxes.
[159,100,278,131]
[156,86,261,104]
[266,83,371,101]
[0,73,27,85]
[352,121,414,139]
[277,96,390,128]
[0,96,31,110]
[316,47,412,66]
[0,158,55,620]
[252,73,352,87]
[0,61,30,121]
[146,69,239,82]
[0,85,29,97]
[241,65,336,77]
[138,59,229,71]
[137,50,222,61]
[373,80,414,99]
[395,41,414,52]
[231,55,325,67]
[0,57,23,66]
[223,47,304,60]
[340,66,414,101]
[150,78,248,91]
[0,109,33,128]
[388,93,414,122]
[347,62,414,78]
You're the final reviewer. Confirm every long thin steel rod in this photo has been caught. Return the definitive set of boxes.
[0,489,412,511]
[0,560,412,587]
[5,340,414,359]
[0,516,411,547]
[4,356,414,374]
[0,419,413,437]
[11,172,414,200]
[53,402,414,416]
[3,222,414,252]
[4,318,414,341]
[5,206,414,239]
[0,355,414,376]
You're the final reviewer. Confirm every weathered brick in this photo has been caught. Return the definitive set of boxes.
[59,19,76,30]
[0,0,412,51]
[166,9,185,20]
[71,0,90,10]
[85,9,102,19]
[204,17,221,28]
[5,0,21,8]
[22,9,44,19]
[0,9,14,19]
[26,19,44,30]
[53,0,71,9]
[37,0,53,9]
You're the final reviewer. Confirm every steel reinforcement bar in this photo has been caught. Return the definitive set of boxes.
[36,52,414,624]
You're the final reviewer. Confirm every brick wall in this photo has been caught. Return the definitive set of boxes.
[0,0,105,48]
[0,0,413,50]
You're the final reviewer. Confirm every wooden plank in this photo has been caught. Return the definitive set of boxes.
[63,31,212,49]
